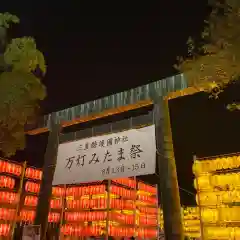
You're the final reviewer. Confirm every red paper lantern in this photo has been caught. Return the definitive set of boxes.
[0,160,22,176]
[0,208,15,221]
[0,176,15,189]
[66,185,105,197]
[48,212,60,223]
[50,199,62,209]
[20,210,36,222]
[24,196,38,207]
[138,182,157,195]
[0,192,19,204]
[0,224,10,236]
[113,178,137,188]
[25,168,42,180]
[52,187,65,196]
[25,181,40,193]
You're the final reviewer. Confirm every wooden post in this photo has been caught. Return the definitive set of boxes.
[34,112,62,240]
[156,184,160,240]
[193,155,204,240]
[133,177,137,238]
[59,184,66,240]
[105,179,111,240]
[11,161,27,240]
[154,99,184,240]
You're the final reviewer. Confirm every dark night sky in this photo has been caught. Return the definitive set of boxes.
[1,1,240,205]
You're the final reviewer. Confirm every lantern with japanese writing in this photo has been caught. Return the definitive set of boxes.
[138,182,157,194]
[0,208,15,221]
[52,187,65,196]
[66,185,105,197]
[25,181,40,193]
[25,168,42,180]
[0,176,15,189]
[50,199,62,209]
[24,196,38,207]
[48,212,60,223]
[20,210,36,222]
[0,224,10,236]
[113,178,137,188]
[0,192,19,204]
[0,160,22,176]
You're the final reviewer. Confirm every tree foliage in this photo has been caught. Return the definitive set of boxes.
[175,0,240,105]
[0,13,46,156]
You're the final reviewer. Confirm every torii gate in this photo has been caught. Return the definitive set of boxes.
[27,74,197,240]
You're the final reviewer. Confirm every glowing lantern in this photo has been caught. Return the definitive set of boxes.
[0,224,10,236]
[0,160,22,176]
[0,192,19,204]
[25,181,40,193]
[25,168,42,180]
[0,176,15,189]
[24,196,38,207]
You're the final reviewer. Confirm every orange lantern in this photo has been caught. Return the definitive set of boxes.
[20,210,36,222]
[0,192,19,204]
[0,224,10,236]
[52,187,65,196]
[25,181,40,193]
[24,196,38,207]
[0,176,15,189]
[0,160,22,176]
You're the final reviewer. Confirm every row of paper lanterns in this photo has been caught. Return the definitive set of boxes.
[64,212,135,224]
[0,176,154,200]
[65,182,156,197]
[61,225,157,238]
[66,198,135,210]
[0,208,158,226]
[65,211,107,222]
[24,195,62,209]
[66,197,157,210]
[108,226,135,237]
[0,161,43,180]
[0,160,22,176]
[110,186,136,199]
[113,178,137,188]
[110,212,134,225]
[139,215,157,225]
[201,207,240,223]
[66,185,156,201]
[66,185,105,196]
[110,227,157,238]
[61,224,103,236]
[137,228,158,238]
[195,173,240,191]
[138,207,158,215]
[24,181,106,197]
[61,225,102,236]
[19,210,60,223]
[137,194,157,205]
[204,227,240,239]
[0,208,60,223]
[138,182,157,195]
[193,156,240,239]
[24,181,65,196]
[197,190,240,206]
[193,155,240,175]
[0,158,156,193]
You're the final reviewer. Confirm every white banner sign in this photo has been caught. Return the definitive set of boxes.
[53,125,156,185]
